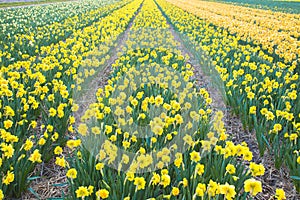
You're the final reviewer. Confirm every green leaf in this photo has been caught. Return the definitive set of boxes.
[290,176,300,181]
[27,176,41,181]
[28,187,41,200]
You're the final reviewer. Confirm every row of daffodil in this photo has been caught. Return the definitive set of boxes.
[0,0,115,36]
[58,0,270,199]
[0,0,129,66]
[165,0,300,66]
[221,0,300,14]
[0,0,143,198]
[156,0,300,192]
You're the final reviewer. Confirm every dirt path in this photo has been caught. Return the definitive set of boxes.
[74,2,144,125]
[164,10,299,200]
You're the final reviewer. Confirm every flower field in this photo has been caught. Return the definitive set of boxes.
[0,0,299,199]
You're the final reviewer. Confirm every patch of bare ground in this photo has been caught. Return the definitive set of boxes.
[22,4,143,199]
[167,19,299,200]
[22,159,68,200]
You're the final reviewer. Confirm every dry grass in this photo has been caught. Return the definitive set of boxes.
[23,158,68,199]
